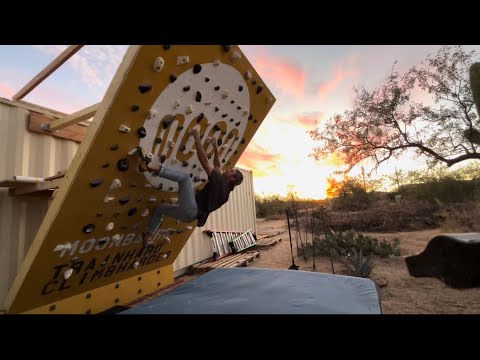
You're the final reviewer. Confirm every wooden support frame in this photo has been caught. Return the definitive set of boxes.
[48,103,98,131]
[12,45,84,101]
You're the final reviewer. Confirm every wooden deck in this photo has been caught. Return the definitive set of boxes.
[189,251,261,274]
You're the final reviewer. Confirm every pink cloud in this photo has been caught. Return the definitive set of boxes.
[246,47,306,100]
[238,141,283,177]
[317,64,359,99]
[296,112,324,130]
[0,81,15,98]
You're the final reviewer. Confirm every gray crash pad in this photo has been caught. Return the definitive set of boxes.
[121,267,382,314]
[405,232,480,288]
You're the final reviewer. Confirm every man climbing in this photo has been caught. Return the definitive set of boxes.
[139,128,244,246]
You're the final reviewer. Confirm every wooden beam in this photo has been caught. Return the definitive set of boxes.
[12,45,84,100]
[0,97,65,118]
[29,112,87,143]
[12,178,64,196]
[48,103,98,131]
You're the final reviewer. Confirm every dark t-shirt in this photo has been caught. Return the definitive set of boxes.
[195,169,230,227]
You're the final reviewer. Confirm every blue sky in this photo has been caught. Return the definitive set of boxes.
[1,45,478,198]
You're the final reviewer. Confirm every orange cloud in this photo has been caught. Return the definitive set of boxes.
[296,112,323,130]
[247,47,306,100]
[0,81,14,98]
[238,141,283,177]
[317,64,359,99]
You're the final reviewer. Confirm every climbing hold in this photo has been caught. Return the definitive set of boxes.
[222,114,228,118]
[186,226,193,230]
[133,261,140,269]
[192,164,197,169]
[213,60,221,66]
[163,237,171,244]
[222,90,230,99]
[145,184,152,189]
[131,105,140,112]
[204,101,212,105]
[244,71,252,80]
[64,268,73,280]
[183,85,191,92]
[205,77,210,82]
[128,208,137,216]
[214,86,220,91]
[110,179,121,190]
[223,45,231,52]
[90,178,103,188]
[231,51,241,62]
[153,57,165,72]
[243,110,248,116]
[158,183,163,190]
[118,125,131,133]
[147,109,158,120]
[221,130,227,135]
[119,196,130,206]
[162,253,169,260]
[215,107,219,112]
[213,124,221,131]
[252,80,257,85]
[104,196,114,203]
[101,163,110,168]
[155,137,162,144]
[196,113,204,122]
[194,176,201,182]
[137,127,147,138]
[231,100,235,104]
[138,83,152,94]
[248,114,253,120]
[189,149,196,154]
[177,56,190,65]
[238,85,243,92]
[190,173,193,178]
[169,186,174,191]
[193,64,202,74]
[235,137,239,140]
[196,91,202,102]
[186,105,194,114]
[163,45,171,50]
[174,99,180,109]
[241,138,246,144]
[113,212,120,218]
[96,213,103,218]
[179,144,186,152]
[141,209,149,217]
[266,95,274,104]
[227,133,234,139]
[83,224,95,234]
[237,106,241,110]
[160,154,166,163]
[112,234,121,241]
[168,140,175,148]
[117,158,129,172]
[230,118,234,122]
[110,144,119,151]
[148,197,157,203]
[130,183,137,188]
[182,161,188,167]
[254,119,257,123]
[128,147,139,156]
[222,159,226,163]
[217,139,222,146]
[235,121,241,126]
[256,86,263,94]
[106,223,114,231]
[227,149,232,153]
[170,74,177,83]
[162,116,175,129]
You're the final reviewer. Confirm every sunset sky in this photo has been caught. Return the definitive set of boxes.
[1,45,478,199]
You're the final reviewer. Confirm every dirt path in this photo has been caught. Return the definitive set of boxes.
[253,218,480,314]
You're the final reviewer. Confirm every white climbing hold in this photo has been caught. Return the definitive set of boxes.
[147,153,153,160]
[133,261,140,269]
[145,184,152,189]
[112,234,121,241]
[222,90,230,99]
[170,159,178,165]
[148,197,157,203]
[213,60,221,66]
[128,148,139,156]
[118,125,131,133]
[186,105,194,114]
[221,145,228,150]
[54,243,72,252]
[231,52,241,62]
[104,195,115,203]
[266,96,274,104]
[162,254,168,259]
[186,226,193,230]
[174,99,180,109]
[243,110,248,116]
[109,179,122,190]
[147,109,159,120]
[163,237,171,244]
[204,101,212,105]
[177,56,190,65]
[170,198,178,204]
[189,149,196,154]
[106,223,114,231]
[141,209,149,217]
[245,71,252,80]
[168,140,175,148]
[64,268,73,280]
[153,57,165,72]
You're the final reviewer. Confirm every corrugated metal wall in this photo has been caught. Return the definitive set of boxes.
[0,103,79,310]
[172,167,257,275]
[0,102,257,308]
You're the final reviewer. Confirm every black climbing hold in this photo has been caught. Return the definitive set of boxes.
[196,113,204,123]
[121,225,128,230]
[237,106,241,110]
[131,105,140,112]
[86,293,92,299]
[252,80,257,85]
[194,176,201,182]
[238,85,243,92]
[234,150,238,155]
[162,116,175,129]
[49,305,56,312]
[222,159,226,163]
[179,145,186,152]
[96,213,103,218]
[158,183,163,190]
[228,149,232,152]
[117,158,129,172]
[170,74,177,83]
[193,64,202,74]
[190,173,193,178]
[230,100,234,104]
[205,77,210,82]
[160,154,166,163]
[256,86,263,94]
[241,138,246,144]
[222,130,227,135]
[201,178,206,183]
[208,154,212,159]
[230,118,234,122]
[110,144,119,151]
[235,137,239,140]
[90,178,103,188]
[222,114,228,118]
[248,114,253,120]
[235,121,241,126]
[196,91,202,102]
[228,133,234,139]
[113,212,120,218]
[223,45,231,52]
[177,125,184,131]
[155,137,162,144]
[182,160,188,167]
[169,186,174,191]
[101,163,110,168]
[215,107,219,112]
[128,208,137,217]
[83,224,95,234]
[192,164,197,169]
[254,119,258,123]
[163,45,171,50]
[217,139,222,146]
[183,86,190,92]
[138,84,152,94]
[214,86,220,91]
[119,196,130,206]
[213,125,221,131]
[137,127,147,138]
[130,183,136,188]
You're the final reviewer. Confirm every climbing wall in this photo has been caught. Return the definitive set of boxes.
[4,45,275,314]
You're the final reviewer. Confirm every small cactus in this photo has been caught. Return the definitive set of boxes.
[339,248,375,278]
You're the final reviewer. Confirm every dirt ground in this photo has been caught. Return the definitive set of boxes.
[252,218,480,314]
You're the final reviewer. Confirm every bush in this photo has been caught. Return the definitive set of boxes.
[339,249,375,278]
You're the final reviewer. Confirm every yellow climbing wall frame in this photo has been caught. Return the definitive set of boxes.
[4,45,276,314]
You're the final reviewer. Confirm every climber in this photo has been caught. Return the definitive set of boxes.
[139,128,244,247]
